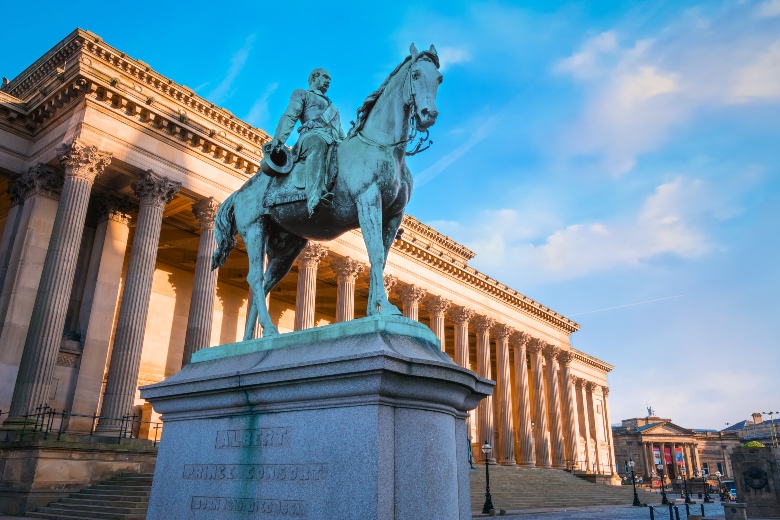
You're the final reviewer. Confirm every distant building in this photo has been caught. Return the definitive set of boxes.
[612,415,741,481]
[722,413,780,448]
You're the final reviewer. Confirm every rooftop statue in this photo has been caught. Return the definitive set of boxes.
[211,44,442,338]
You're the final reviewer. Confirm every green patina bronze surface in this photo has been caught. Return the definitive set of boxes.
[210,44,443,341]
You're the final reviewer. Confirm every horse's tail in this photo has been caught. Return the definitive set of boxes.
[211,191,238,270]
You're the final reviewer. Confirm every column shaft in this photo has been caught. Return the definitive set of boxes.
[451,308,474,440]
[97,171,179,430]
[529,339,551,468]
[68,201,131,430]
[511,333,535,466]
[182,198,220,365]
[602,386,618,474]
[333,257,363,323]
[473,316,495,463]
[559,352,580,470]
[7,142,111,420]
[425,296,450,352]
[544,345,566,469]
[492,324,515,466]
[578,380,593,472]
[293,243,327,331]
[585,382,602,473]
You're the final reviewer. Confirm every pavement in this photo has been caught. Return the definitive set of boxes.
[471,500,743,519]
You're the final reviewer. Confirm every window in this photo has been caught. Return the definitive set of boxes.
[703,463,709,475]
[717,463,723,475]
[624,460,629,474]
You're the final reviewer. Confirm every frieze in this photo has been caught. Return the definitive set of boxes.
[56,352,79,368]
[183,464,327,482]
[190,496,307,516]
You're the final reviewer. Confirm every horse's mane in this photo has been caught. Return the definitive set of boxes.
[347,56,413,139]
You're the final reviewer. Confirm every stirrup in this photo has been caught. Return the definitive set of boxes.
[319,192,334,207]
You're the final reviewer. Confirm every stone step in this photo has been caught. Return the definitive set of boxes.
[83,485,150,496]
[54,501,149,514]
[66,493,149,504]
[29,507,146,520]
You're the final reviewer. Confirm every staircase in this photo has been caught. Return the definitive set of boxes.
[470,465,659,511]
[27,473,153,520]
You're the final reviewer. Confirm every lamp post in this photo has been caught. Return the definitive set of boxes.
[681,466,691,504]
[481,441,494,514]
[703,469,712,503]
[629,459,642,506]
[657,463,669,505]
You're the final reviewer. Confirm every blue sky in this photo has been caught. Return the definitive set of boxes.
[3,0,778,430]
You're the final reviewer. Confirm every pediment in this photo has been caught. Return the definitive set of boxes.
[642,422,692,436]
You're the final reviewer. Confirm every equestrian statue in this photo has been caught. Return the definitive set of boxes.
[211,43,442,339]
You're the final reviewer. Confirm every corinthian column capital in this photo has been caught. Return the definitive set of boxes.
[558,350,574,366]
[510,331,529,349]
[491,323,512,340]
[397,285,426,306]
[95,194,133,224]
[585,381,598,392]
[56,138,112,182]
[526,337,546,354]
[297,242,328,268]
[132,170,181,207]
[543,344,560,361]
[14,163,64,201]
[332,257,364,284]
[471,315,495,334]
[424,295,451,317]
[192,197,220,230]
[602,386,610,396]
[449,306,474,325]
[383,275,398,295]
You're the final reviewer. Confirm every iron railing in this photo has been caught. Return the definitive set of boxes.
[1,405,162,446]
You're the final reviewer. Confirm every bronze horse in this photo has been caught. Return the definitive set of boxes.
[212,44,442,338]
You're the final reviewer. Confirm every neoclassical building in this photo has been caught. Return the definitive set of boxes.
[0,29,618,475]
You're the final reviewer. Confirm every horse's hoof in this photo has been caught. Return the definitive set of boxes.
[261,325,279,337]
[378,303,402,316]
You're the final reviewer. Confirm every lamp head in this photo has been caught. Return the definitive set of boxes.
[481,441,492,455]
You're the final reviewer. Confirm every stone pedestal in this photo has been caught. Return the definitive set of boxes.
[730,446,780,518]
[140,315,493,520]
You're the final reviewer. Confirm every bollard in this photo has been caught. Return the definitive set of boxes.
[674,505,681,520]
[686,503,690,516]
[649,505,655,520]
[668,503,674,520]
[700,503,704,516]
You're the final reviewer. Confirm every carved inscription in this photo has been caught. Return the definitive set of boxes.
[215,428,289,448]
[191,496,307,516]
[183,464,327,482]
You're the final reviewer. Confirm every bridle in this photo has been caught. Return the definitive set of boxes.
[356,52,438,156]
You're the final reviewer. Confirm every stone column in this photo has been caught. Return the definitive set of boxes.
[473,315,495,463]
[425,295,451,352]
[450,307,474,440]
[97,170,180,430]
[0,179,26,297]
[397,285,425,321]
[332,257,363,323]
[585,382,602,473]
[683,443,693,476]
[293,242,327,331]
[544,345,566,469]
[0,166,63,413]
[643,442,653,478]
[577,378,593,472]
[558,351,580,470]
[68,196,132,430]
[510,332,535,467]
[601,386,618,474]
[660,442,668,480]
[693,443,702,474]
[181,197,220,366]
[7,141,112,420]
[528,338,552,468]
[492,323,515,466]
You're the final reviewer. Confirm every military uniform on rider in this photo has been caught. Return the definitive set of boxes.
[269,68,345,216]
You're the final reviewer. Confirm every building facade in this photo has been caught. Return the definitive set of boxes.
[0,29,618,475]
[612,415,742,481]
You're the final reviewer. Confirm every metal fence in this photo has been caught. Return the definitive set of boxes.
[648,503,707,519]
[0,405,162,446]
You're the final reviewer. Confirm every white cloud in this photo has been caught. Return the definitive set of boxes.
[756,0,780,18]
[244,82,279,128]
[556,5,780,175]
[437,46,472,71]
[438,177,734,283]
[207,35,256,104]
[732,42,780,101]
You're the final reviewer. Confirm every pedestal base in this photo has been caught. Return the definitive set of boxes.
[141,315,493,520]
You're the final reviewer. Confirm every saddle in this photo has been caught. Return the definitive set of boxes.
[261,143,339,212]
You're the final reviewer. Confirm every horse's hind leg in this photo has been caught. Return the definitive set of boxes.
[356,185,402,316]
[264,229,307,296]
[243,217,278,338]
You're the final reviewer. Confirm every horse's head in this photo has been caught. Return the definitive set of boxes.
[408,43,442,130]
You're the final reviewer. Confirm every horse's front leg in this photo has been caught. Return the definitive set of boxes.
[382,212,404,268]
[356,185,402,316]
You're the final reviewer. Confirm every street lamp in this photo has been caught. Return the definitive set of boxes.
[629,459,642,506]
[703,469,712,503]
[657,463,669,505]
[481,441,494,514]
[681,466,691,504]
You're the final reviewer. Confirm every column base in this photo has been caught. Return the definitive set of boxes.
[0,416,28,431]
[140,315,494,520]
[517,461,536,467]
[499,460,517,467]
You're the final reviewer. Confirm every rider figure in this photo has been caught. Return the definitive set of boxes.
[269,68,346,215]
